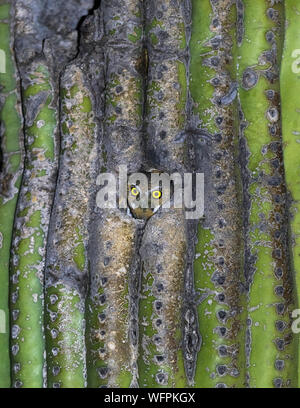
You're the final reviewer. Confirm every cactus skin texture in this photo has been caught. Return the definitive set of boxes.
[84,0,144,388]
[281,0,300,387]
[136,0,191,388]
[9,61,56,388]
[0,0,22,388]
[138,208,188,388]
[86,209,139,388]
[238,0,297,388]
[101,0,144,172]
[45,64,97,388]
[144,0,190,173]
[1,0,300,390]
[190,0,246,388]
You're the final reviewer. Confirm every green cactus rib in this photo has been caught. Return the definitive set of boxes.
[281,0,300,387]
[85,0,144,388]
[238,0,297,388]
[0,0,22,388]
[45,65,97,388]
[137,0,190,388]
[190,0,246,387]
[9,62,56,388]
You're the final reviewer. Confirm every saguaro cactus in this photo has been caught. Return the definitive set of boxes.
[0,0,23,388]
[45,64,98,388]
[86,209,140,388]
[138,207,189,387]
[144,0,190,173]
[137,0,192,388]
[9,62,57,388]
[1,0,300,390]
[85,0,144,388]
[10,0,97,389]
[280,0,300,387]
[238,0,297,388]
[190,0,246,387]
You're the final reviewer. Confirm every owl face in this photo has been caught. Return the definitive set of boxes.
[127,171,172,220]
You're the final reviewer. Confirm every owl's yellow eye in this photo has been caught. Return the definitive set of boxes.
[131,187,139,196]
[152,190,162,199]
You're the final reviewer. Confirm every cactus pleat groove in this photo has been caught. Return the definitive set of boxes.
[0,0,300,389]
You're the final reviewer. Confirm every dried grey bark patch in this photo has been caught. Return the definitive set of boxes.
[14,0,95,67]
